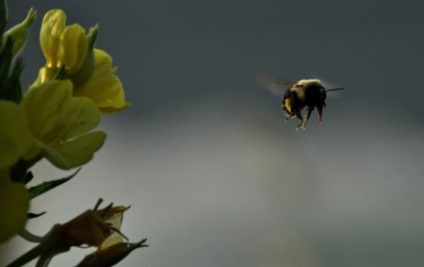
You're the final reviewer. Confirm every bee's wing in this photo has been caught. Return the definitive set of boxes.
[255,73,292,97]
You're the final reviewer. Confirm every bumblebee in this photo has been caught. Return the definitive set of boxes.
[257,75,343,129]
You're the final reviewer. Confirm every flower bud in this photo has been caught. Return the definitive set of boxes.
[3,8,36,56]
[76,239,148,267]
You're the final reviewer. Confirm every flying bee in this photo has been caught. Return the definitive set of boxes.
[256,74,344,130]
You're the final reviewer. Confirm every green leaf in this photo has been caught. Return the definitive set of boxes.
[28,168,81,199]
[28,211,46,219]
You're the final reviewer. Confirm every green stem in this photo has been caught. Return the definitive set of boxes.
[19,228,43,243]
[6,225,70,267]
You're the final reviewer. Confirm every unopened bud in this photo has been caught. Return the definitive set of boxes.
[3,8,36,56]
[76,239,148,267]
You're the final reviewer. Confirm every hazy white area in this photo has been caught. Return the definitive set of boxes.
[2,99,424,266]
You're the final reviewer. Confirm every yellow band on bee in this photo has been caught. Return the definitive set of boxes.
[284,99,292,113]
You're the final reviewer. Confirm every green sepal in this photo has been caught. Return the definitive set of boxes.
[53,64,67,80]
[9,57,23,102]
[3,56,23,102]
[22,170,33,184]
[0,36,12,93]
[0,36,24,102]
[28,168,81,199]
[10,157,40,184]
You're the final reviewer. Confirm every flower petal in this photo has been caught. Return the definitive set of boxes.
[75,49,130,112]
[22,80,104,169]
[98,206,127,250]
[44,131,106,169]
[0,101,34,169]
[40,9,66,68]
[32,66,57,86]
[23,80,101,144]
[60,24,88,74]
[0,170,29,242]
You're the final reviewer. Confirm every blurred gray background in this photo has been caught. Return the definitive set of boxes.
[2,0,424,266]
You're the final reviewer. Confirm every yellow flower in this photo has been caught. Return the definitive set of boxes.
[74,49,130,113]
[0,80,105,172]
[0,169,29,242]
[0,101,35,169]
[23,80,106,169]
[35,9,130,112]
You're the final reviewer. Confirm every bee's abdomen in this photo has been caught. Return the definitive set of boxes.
[304,86,326,107]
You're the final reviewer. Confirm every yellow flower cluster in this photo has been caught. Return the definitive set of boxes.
[0,9,129,242]
[34,9,130,112]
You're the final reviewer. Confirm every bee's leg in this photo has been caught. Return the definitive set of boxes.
[296,122,304,130]
[295,110,303,122]
[285,114,294,123]
[295,110,306,130]
[296,108,312,129]
[305,107,313,123]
